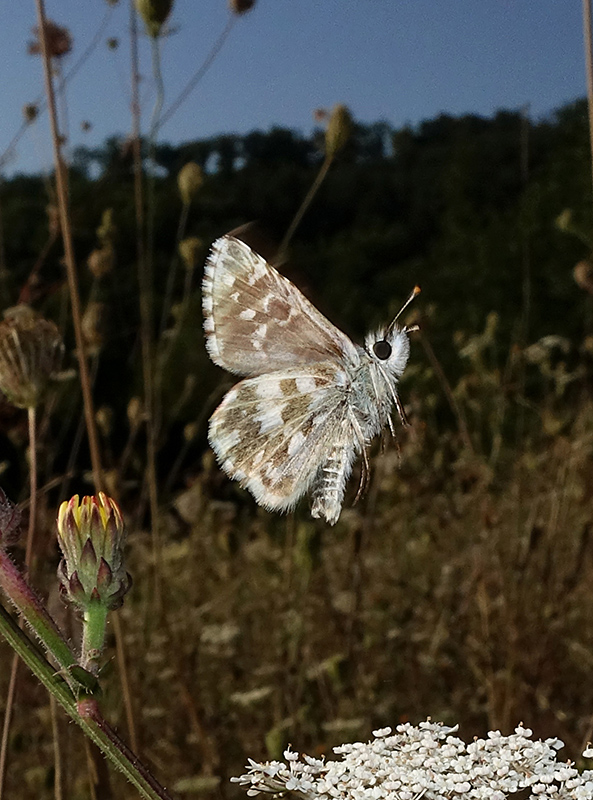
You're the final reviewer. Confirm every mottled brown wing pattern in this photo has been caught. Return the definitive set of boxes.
[208,362,355,512]
[202,236,360,376]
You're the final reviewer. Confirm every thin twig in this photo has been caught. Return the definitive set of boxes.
[157,15,236,132]
[278,155,332,261]
[583,0,593,225]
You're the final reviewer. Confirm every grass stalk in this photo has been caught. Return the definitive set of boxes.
[34,0,104,491]
[278,155,333,261]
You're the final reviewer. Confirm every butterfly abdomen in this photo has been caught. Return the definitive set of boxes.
[310,439,356,525]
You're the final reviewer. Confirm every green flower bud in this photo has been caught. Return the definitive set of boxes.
[325,104,352,160]
[57,493,131,612]
[135,0,173,38]
[0,306,63,409]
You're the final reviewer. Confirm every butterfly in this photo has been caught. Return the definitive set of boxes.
[202,235,419,525]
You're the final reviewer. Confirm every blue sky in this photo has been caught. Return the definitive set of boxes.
[0,0,585,175]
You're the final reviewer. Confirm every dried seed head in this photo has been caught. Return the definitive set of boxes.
[96,406,113,438]
[57,493,131,612]
[81,302,107,353]
[127,396,144,431]
[178,237,204,271]
[46,203,60,237]
[23,104,38,124]
[97,209,116,244]
[28,20,73,59]
[0,307,63,409]
[574,260,593,295]
[229,0,256,15]
[177,162,204,205]
[135,0,174,37]
[87,244,114,279]
[325,104,353,160]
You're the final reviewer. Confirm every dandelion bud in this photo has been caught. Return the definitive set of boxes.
[177,162,204,205]
[0,307,63,409]
[178,237,204,271]
[325,104,352,160]
[229,0,256,14]
[57,494,131,612]
[135,0,173,37]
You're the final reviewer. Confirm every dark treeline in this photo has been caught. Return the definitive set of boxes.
[1,99,591,424]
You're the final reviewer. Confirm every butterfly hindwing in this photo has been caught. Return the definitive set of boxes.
[202,236,359,376]
[208,363,356,512]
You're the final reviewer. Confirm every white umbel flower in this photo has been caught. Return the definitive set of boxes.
[232,720,593,800]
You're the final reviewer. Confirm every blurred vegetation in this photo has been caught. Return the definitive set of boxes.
[2,98,593,796]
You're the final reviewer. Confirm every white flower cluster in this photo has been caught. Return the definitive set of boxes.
[231,721,593,800]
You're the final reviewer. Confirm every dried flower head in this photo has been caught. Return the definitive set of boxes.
[28,20,73,59]
[325,104,353,160]
[135,0,174,37]
[574,260,593,295]
[81,302,107,353]
[23,103,39,124]
[0,307,63,409]
[178,236,204,271]
[229,0,256,14]
[97,208,116,244]
[87,244,114,279]
[178,162,204,205]
[57,493,131,612]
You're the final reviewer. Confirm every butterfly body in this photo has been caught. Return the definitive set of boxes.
[203,235,416,525]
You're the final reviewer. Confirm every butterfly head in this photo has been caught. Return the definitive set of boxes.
[364,286,420,378]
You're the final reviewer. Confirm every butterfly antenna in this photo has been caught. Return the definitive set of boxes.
[386,285,421,336]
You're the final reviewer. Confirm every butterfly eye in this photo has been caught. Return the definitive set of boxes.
[373,340,392,360]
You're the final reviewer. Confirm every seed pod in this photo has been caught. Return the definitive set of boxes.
[177,162,204,205]
[325,104,353,160]
[0,307,63,409]
[135,0,173,37]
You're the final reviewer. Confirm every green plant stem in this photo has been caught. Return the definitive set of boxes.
[81,600,109,675]
[0,406,39,798]
[278,154,333,261]
[0,603,173,800]
[34,0,104,491]
[583,0,593,228]
[0,550,76,675]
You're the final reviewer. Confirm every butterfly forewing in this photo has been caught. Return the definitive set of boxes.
[208,362,353,512]
[203,236,359,376]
